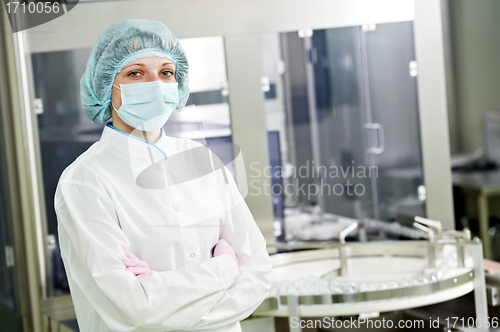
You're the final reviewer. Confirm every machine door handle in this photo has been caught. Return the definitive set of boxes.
[365,123,385,154]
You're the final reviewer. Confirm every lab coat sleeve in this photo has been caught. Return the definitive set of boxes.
[55,181,240,332]
[189,165,273,330]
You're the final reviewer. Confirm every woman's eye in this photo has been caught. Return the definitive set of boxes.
[162,70,174,77]
[128,71,141,77]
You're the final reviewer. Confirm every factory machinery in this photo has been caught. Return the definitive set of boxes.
[253,217,500,332]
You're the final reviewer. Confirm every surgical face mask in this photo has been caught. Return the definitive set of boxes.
[111,80,180,131]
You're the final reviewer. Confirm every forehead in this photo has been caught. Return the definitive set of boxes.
[123,57,175,69]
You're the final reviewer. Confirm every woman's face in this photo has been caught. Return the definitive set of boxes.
[111,56,177,111]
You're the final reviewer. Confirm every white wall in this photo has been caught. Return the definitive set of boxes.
[449,0,500,154]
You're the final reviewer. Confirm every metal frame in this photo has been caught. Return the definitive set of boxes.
[413,0,455,229]
[224,35,275,242]
[440,0,460,155]
[0,10,29,329]
[256,240,487,331]
[27,0,416,53]
[279,271,473,305]
[0,6,47,332]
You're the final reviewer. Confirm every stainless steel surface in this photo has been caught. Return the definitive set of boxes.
[339,222,358,276]
[471,238,489,331]
[277,31,319,209]
[287,295,301,332]
[257,283,475,319]
[270,240,468,277]
[486,285,500,306]
[303,35,325,216]
[339,222,358,245]
[413,217,473,268]
[457,239,465,268]
[27,0,415,53]
[360,25,380,221]
[441,0,459,155]
[364,123,385,154]
[278,270,472,305]
[428,238,437,269]
[485,271,500,288]
[260,240,487,326]
[479,191,493,259]
[224,34,274,242]
[413,221,433,234]
[268,237,488,318]
[0,8,25,321]
[12,29,50,302]
[269,239,468,288]
[40,295,75,322]
[269,241,430,263]
[0,27,17,315]
[339,247,348,277]
[0,6,46,331]
[415,216,443,231]
[413,216,472,243]
[280,33,299,209]
[414,0,455,228]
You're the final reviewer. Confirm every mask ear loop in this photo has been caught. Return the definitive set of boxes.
[111,84,122,112]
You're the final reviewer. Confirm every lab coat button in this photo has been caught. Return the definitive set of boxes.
[190,253,195,257]
[175,206,180,212]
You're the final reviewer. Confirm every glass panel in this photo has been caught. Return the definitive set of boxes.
[168,36,235,177]
[167,36,231,141]
[259,22,425,243]
[363,22,425,224]
[0,77,16,310]
[31,36,231,296]
[310,27,375,220]
[260,29,374,243]
[32,49,93,296]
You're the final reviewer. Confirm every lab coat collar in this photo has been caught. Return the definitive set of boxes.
[100,122,168,161]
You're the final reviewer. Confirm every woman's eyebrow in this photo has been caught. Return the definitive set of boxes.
[122,62,175,70]
[123,63,145,69]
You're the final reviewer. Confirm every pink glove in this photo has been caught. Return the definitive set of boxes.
[122,252,150,278]
[213,239,239,267]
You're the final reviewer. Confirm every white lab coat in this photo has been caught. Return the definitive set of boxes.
[55,123,273,332]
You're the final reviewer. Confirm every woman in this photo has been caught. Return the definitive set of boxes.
[55,19,272,332]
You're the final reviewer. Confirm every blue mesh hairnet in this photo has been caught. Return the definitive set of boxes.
[80,19,190,124]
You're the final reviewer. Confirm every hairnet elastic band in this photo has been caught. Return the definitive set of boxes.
[114,48,178,78]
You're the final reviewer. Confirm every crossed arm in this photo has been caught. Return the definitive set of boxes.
[56,166,272,331]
